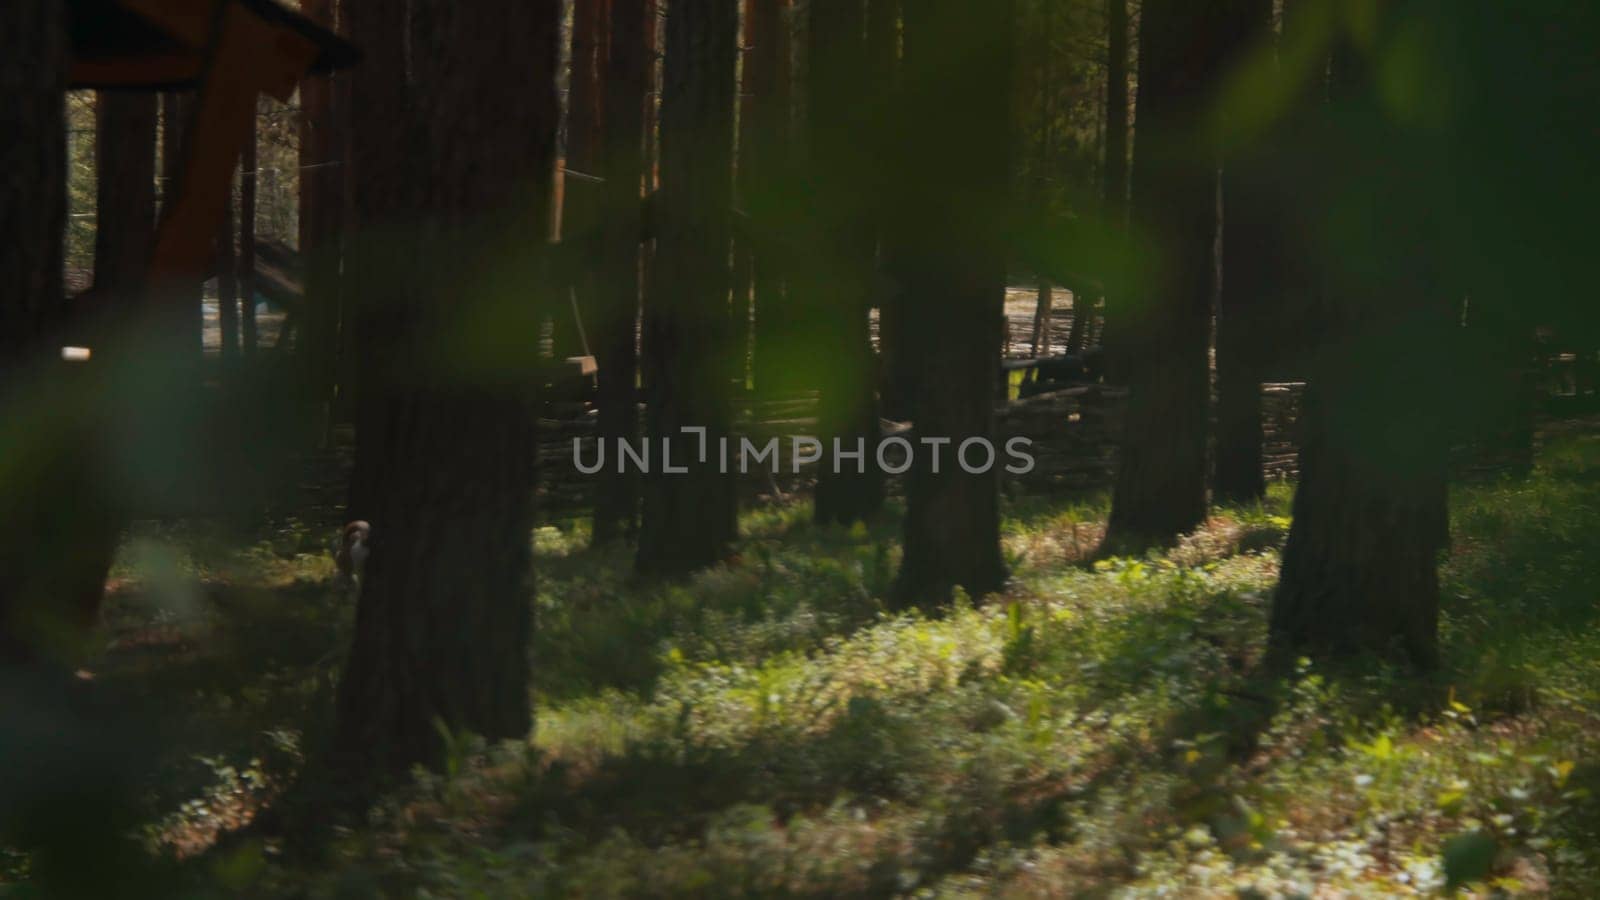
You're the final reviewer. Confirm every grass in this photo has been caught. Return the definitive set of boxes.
[11,435,1600,897]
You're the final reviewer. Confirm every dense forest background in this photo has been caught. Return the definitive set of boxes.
[5,0,1600,896]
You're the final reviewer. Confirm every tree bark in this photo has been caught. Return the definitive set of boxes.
[1097,0,1130,383]
[1268,21,1451,670]
[592,0,651,544]
[867,0,915,421]
[1031,282,1052,356]
[890,0,1011,609]
[300,0,341,426]
[92,92,158,296]
[636,0,740,576]
[217,180,239,362]
[1213,0,1276,505]
[158,91,204,355]
[239,114,258,356]
[0,0,82,665]
[809,0,884,526]
[334,0,560,773]
[557,0,609,365]
[1100,0,1232,554]
[342,0,411,523]
[746,0,796,399]
[1270,372,1446,669]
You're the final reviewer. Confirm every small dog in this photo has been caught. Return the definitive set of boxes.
[334,520,371,590]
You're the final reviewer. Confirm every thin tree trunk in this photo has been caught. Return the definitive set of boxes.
[1098,0,1130,383]
[592,0,650,544]
[1031,282,1052,356]
[334,0,560,774]
[747,0,795,398]
[92,92,158,296]
[558,0,609,365]
[809,0,883,526]
[1100,0,1231,554]
[300,0,340,423]
[158,92,204,355]
[239,113,258,357]
[891,0,1011,609]
[869,0,915,420]
[217,181,239,363]
[636,0,740,576]
[1064,292,1091,354]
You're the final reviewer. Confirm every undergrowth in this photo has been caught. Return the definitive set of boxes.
[14,436,1600,898]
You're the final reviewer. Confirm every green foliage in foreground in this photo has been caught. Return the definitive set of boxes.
[16,437,1600,898]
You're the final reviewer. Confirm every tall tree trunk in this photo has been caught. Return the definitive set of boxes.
[92,92,158,296]
[747,0,796,398]
[869,0,916,420]
[217,181,239,362]
[1270,370,1447,668]
[558,0,608,365]
[239,114,258,357]
[635,0,740,576]
[334,0,561,774]
[1098,0,1130,382]
[0,0,82,664]
[342,0,411,523]
[1099,0,1232,554]
[300,0,341,427]
[1213,0,1276,505]
[735,0,783,388]
[1269,24,1451,670]
[891,0,1011,609]
[1031,282,1052,356]
[157,91,203,355]
[809,0,883,526]
[592,0,651,544]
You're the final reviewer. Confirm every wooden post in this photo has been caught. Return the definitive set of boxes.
[239,107,257,355]
[218,173,239,361]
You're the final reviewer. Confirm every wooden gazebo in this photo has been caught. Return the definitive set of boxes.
[67,0,357,312]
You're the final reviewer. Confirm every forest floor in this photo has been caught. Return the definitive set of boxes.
[12,429,1600,897]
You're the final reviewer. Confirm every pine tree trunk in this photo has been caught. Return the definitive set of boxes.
[747,0,796,399]
[891,0,1010,609]
[300,0,341,421]
[1213,0,1276,505]
[0,0,78,664]
[1268,18,1450,670]
[809,0,884,526]
[334,0,560,774]
[1270,375,1446,668]
[158,91,204,355]
[1031,282,1052,356]
[1100,0,1231,554]
[636,0,740,576]
[342,0,411,523]
[239,117,258,357]
[867,0,913,422]
[592,0,651,544]
[92,92,158,296]
[1098,0,1130,383]
[217,184,239,362]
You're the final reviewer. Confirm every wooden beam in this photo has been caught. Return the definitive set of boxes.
[146,1,316,291]
[69,53,204,88]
